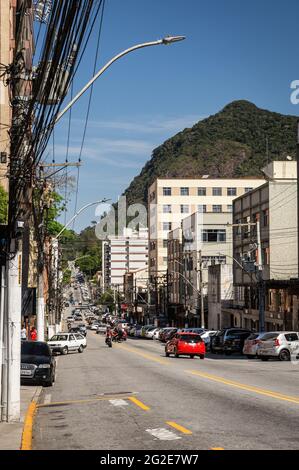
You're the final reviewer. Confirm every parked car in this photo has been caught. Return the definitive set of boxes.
[21,341,56,387]
[242,332,269,358]
[200,330,218,351]
[140,325,155,338]
[48,333,86,355]
[90,322,100,331]
[210,328,252,355]
[145,327,160,339]
[165,333,205,359]
[153,328,162,340]
[135,325,143,337]
[162,328,178,343]
[257,331,299,361]
[158,327,175,342]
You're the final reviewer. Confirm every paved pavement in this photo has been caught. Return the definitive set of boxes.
[0,385,42,450]
[33,330,299,450]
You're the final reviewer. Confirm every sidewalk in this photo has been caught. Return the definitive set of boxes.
[0,385,42,450]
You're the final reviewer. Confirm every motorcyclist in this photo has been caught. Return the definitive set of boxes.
[105,326,112,346]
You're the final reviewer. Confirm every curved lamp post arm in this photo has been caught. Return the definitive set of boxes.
[53,36,185,127]
[54,198,110,241]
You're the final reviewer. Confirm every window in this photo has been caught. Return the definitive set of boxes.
[227,187,236,196]
[202,229,226,242]
[180,204,189,214]
[202,255,226,266]
[163,239,168,248]
[263,209,269,227]
[197,204,207,213]
[212,205,222,213]
[180,187,189,196]
[245,187,253,193]
[163,257,168,264]
[213,187,222,196]
[163,204,172,213]
[227,205,233,212]
[284,333,299,341]
[198,187,206,196]
[163,187,172,196]
[163,222,172,231]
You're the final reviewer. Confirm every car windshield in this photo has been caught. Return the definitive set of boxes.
[50,335,68,341]
[21,342,50,356]
[179,335,202,343]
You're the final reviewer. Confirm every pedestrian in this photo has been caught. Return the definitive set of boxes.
[30,326,37,341]
[21,325,27,341]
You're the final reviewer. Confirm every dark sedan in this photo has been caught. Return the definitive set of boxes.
[21,341,56,387]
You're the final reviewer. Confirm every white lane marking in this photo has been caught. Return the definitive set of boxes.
[146,428,181,441]
[109,399,129,407]
[44,394,51,405]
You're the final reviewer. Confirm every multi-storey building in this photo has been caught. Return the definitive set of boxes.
[167,210,234,326]
[102,227,149,293]
[223,161,299,331]
[148,176,265,281]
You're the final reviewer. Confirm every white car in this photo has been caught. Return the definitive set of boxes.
[145,327,159,339]
[48,333,86,355]
[90,323,100,331]
[257,331,299,361]
[153,328,162,340]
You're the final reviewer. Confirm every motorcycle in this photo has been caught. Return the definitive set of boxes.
[105,336,112,347]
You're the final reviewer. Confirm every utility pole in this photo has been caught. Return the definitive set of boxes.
[229,221,265,332]
[197,251,205,329]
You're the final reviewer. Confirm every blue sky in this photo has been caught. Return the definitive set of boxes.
[49,0,299,231]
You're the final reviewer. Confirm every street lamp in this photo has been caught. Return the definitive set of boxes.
[53,35,186,126]
[53,199,110,240]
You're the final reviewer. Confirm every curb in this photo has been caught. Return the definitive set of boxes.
[20,386,43,451]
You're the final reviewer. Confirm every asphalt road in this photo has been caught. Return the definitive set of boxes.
[33,328,299,450]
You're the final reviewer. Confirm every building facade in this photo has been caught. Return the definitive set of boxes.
[223,161,299,331]
[148,177,265,282]
[102,227,149,293]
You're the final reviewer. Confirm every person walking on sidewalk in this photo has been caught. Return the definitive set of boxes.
[21,325,27,341]
[30,326,37,341]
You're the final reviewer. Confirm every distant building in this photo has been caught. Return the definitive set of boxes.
[102,227,148,293]
[148,176,265,283]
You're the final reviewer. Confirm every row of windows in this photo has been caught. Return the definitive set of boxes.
[163,204,232,214]
[162,187,253,197]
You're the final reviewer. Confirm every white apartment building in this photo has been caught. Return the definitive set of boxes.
[148,176,265,279]
[102,227,149,293]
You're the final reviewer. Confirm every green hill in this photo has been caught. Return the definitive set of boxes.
[124,100,297,205]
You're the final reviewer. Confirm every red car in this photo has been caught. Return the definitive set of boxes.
[165,333,205,359]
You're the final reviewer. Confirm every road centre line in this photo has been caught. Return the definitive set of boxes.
[166,421,192,435]
[116,344,169,365]
[187,370,299,405]
[128,396,150,411]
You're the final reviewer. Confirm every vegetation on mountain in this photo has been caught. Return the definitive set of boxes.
[124,100,297,205]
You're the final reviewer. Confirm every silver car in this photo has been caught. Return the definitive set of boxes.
[257,331,299,361]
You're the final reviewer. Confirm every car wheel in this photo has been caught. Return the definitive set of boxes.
[165,350,170,357]
[174,349,179,358]
[190,355,194,359]
[199,355,204,360]
[61,346,68,355]
[224,351,231,356]
[247,355,255,359]
[78,345,84,353]
[260,356,269,361]
[279,349,290,361]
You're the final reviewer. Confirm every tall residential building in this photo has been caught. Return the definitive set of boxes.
[148,176,265,280]
[102,227,149,293]
[223,161,299,331]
